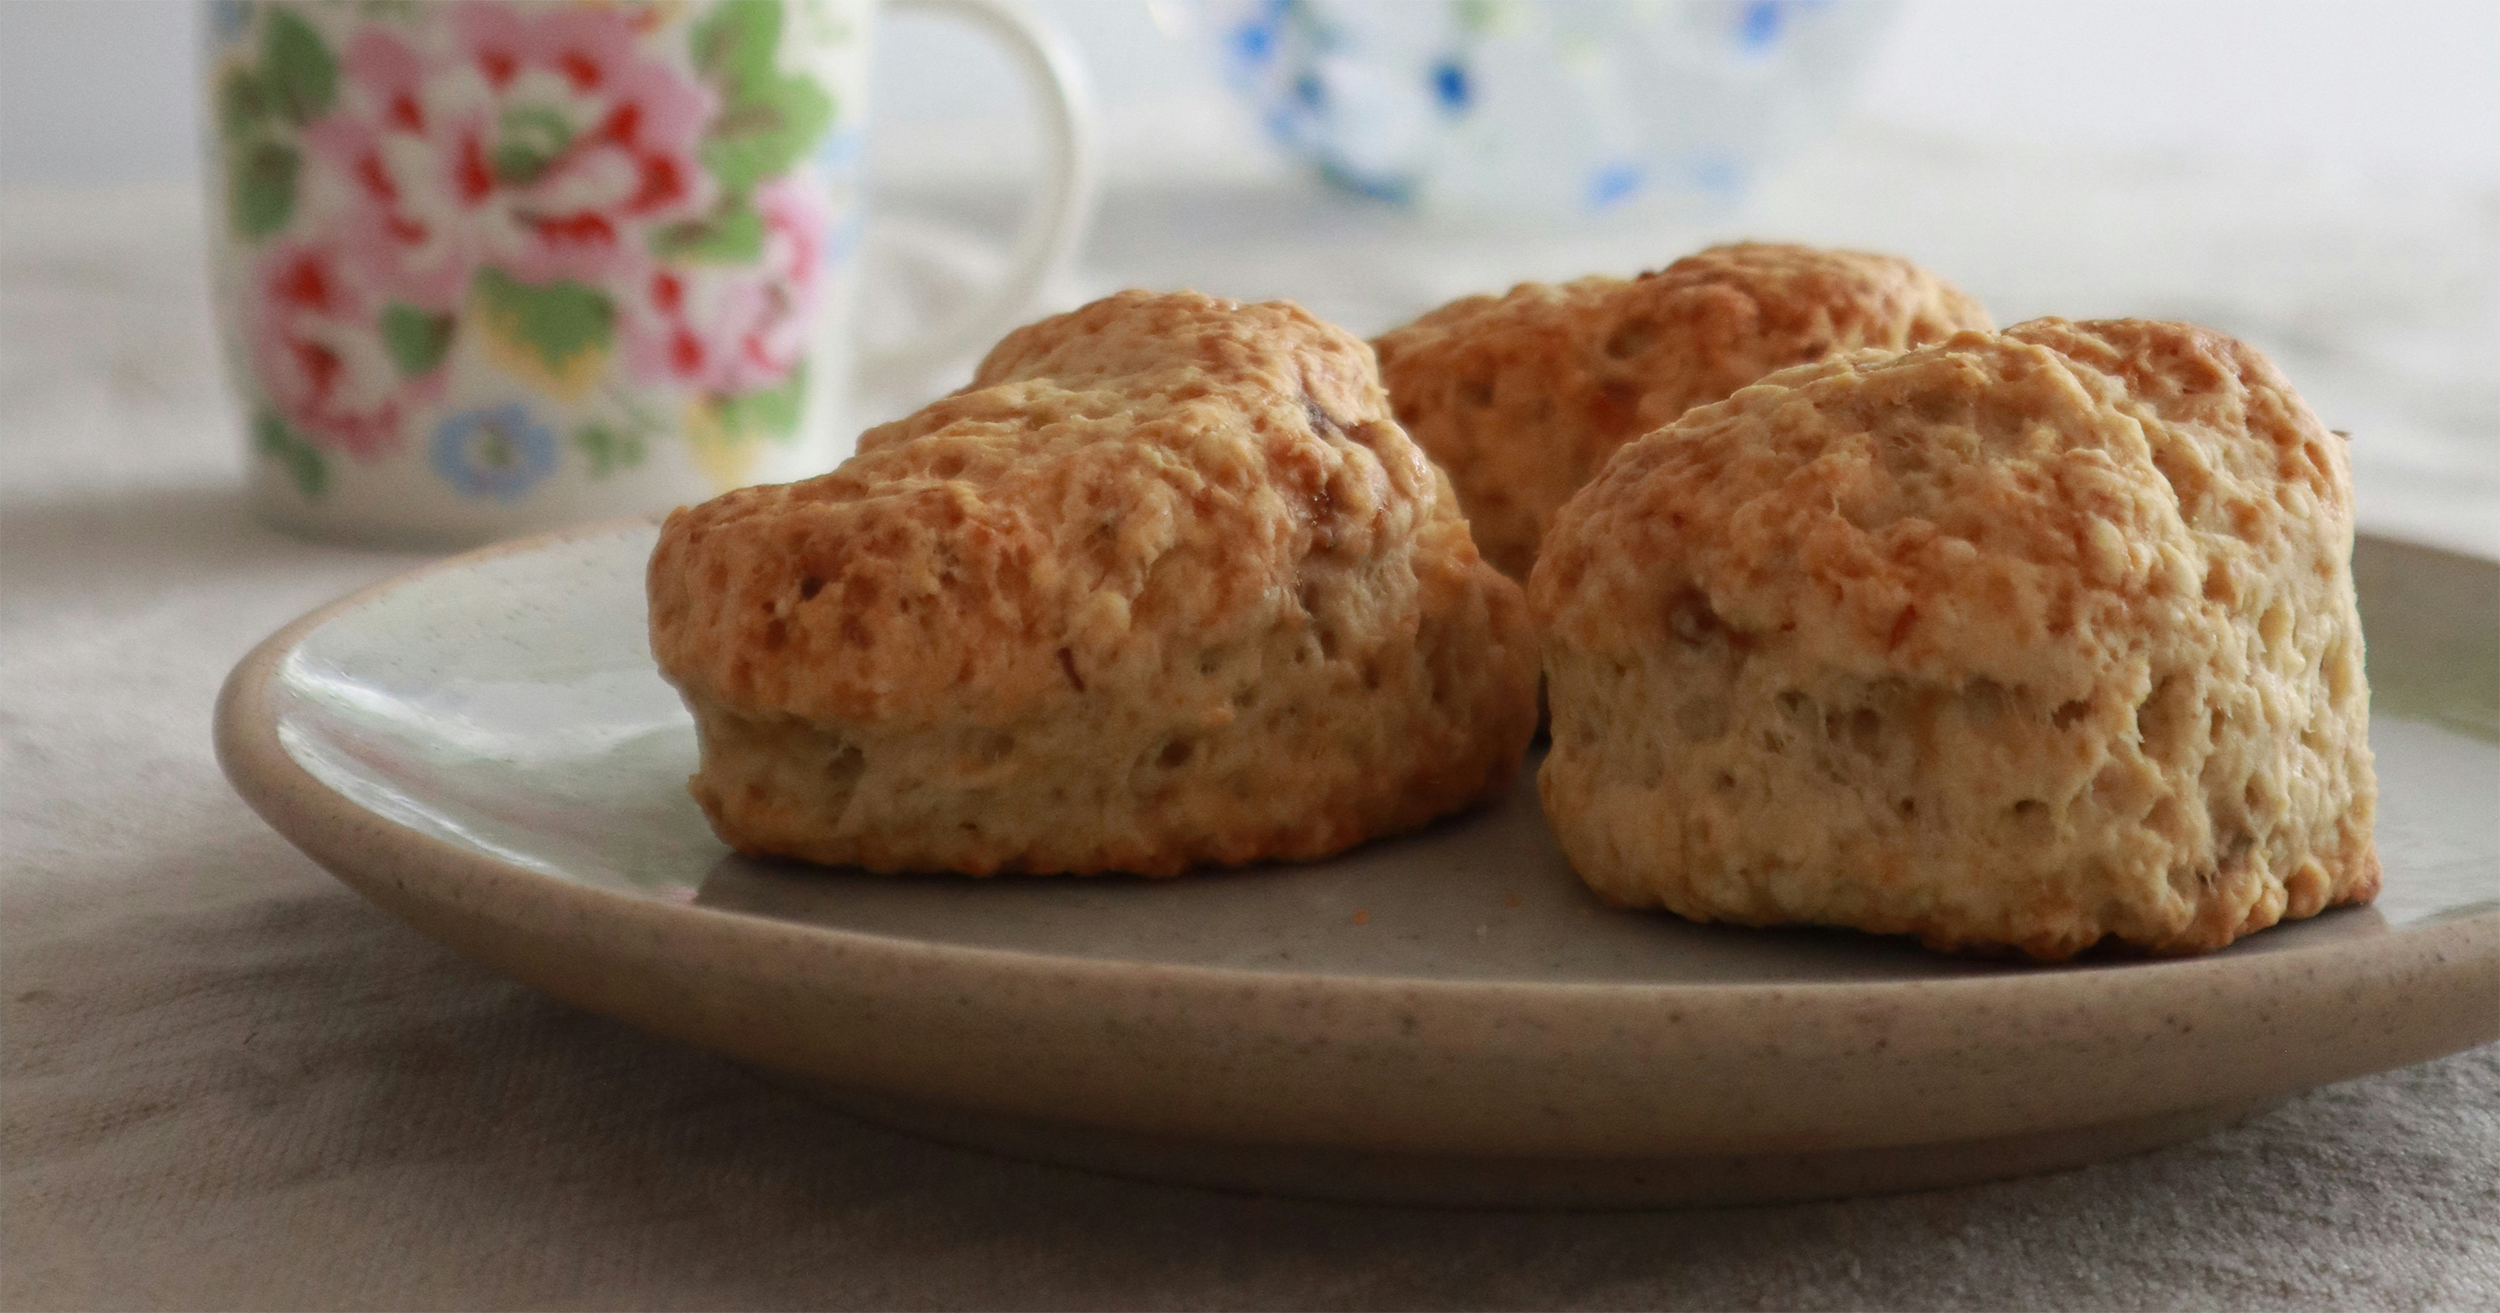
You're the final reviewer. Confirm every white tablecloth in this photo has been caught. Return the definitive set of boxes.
[6,126,2497,1309]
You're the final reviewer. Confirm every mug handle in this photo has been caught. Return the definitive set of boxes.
[860,0,1100,380]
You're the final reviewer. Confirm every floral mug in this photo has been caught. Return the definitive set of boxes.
[206,0,1097,546]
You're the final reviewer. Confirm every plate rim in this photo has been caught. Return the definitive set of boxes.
[213,519,2500,1159]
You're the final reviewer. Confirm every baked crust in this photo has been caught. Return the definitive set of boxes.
[649,290,1540,875]
[1531,318,2378,959]
[1373,242,1993,580]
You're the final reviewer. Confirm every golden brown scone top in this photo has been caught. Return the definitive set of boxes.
[651,289,1540,875]
[1532,318,2374,958]
[650,289,1460,732]
[1533,317,2356,690]
[1374,242,1993,579]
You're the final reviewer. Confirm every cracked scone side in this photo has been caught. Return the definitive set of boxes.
[1530,318,2378,959]
[1374,242,1993,580]
[649,290,1540,875]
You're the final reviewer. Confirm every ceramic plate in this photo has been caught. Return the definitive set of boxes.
[217,522,2500,1206]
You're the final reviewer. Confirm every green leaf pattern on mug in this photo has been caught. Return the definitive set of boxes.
[474,270,617,379]
[712,361,808,441]
[702,76,835,197]
[259,10,337,125]
[574,422,647,478]
[254,410,328,500]
[380,304,458,379]
[650,199,768,264]
[216,64,273,138]
[487,105,577,187]
[229,139,301,239]
[214,12,336,240]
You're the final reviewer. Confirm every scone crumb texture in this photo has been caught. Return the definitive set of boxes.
[650,289,1540,876]
[1531,317,2377,959]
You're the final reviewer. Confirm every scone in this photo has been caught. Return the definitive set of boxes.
[649,290,1540,876]
[1373,242,1993,580]
[1531,318,2378,959]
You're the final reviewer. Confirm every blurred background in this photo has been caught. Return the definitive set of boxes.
[10,2,2499,187]
[4,0,2496,550]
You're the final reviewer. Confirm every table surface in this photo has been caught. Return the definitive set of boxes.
[5,126,2498,1310]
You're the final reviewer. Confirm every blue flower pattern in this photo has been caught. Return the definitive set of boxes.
[1206,0,1872,216]
[1586,161,1645,210]
[1739,1,1785,52]
[430,404,559,503]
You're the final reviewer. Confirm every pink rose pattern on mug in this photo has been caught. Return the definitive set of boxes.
[208,0,866,528]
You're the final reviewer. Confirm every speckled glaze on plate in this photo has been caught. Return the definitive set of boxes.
[215,521,2500,1207]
